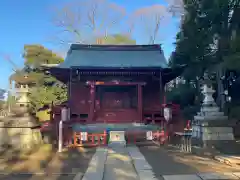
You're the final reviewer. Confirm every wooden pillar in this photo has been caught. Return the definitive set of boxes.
[159,71,164,118]
[68,69,72,100]
[89,84,96,122]
[68,68,72,119]
[159,71,163,105]
[137,84,143,123]
[152,114,155,124]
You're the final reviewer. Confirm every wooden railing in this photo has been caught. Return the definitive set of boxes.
[66,130,167,147]
[126,130,167,145]
[68,131,107,147]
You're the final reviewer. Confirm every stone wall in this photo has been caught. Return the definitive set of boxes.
[0,121,43,153]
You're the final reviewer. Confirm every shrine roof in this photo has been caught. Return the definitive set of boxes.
[54,44,168,69]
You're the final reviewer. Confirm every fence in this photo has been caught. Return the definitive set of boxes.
[62,128,168,148]
[68,131,107,147]
[125,130,167,146]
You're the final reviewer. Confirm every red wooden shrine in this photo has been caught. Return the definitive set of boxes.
[44,44,185,126]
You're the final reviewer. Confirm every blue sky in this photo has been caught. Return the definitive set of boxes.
[0,0,180,89]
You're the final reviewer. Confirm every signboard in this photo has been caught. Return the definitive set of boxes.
[81,132,88,141]
[109,131,125,142]
[146,131,153,140]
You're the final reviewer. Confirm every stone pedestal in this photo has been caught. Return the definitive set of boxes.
[192,120,235,147]
[192,75,235,148]
[0,121,8,152]
[0,115,43,153]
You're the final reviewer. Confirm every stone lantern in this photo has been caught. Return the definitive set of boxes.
[192,72,235,148]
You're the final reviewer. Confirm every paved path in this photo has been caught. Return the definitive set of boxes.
[81,145,155,180]
[1,145,240,180]
[82,145,240,180]
[104,147,139,180]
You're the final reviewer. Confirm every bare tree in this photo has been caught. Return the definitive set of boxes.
[129,5,170,44]
[52,0,126,45]
[164,0,185,17]
[0,53,19,73]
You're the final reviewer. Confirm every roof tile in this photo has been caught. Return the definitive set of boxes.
[58,44,167,69]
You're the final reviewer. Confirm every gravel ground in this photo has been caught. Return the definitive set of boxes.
[0,147,96,180]
[139,145,240,179]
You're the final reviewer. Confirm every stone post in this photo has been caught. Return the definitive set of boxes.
[58,120,63,152]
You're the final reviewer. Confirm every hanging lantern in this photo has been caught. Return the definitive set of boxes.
[164,105,172,122]
[61,107,69,121]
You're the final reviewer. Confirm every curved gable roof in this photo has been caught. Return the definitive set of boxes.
[57,44,168,69]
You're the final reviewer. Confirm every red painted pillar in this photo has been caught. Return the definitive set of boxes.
[89,84,96,122]
[137,84,143,123]
[103,130,107,145]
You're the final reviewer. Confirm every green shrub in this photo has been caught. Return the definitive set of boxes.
[166,83,199,108]
[36,109,51,122]
[229,106,240,120]
[182,105,200,120]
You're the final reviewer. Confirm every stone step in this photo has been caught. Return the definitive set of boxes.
[108,141,126,148]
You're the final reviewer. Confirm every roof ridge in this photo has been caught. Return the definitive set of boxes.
[69,44,163,52]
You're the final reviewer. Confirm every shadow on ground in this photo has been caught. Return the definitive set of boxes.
[139,145,240,179]
[0,145,96,180]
